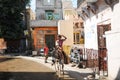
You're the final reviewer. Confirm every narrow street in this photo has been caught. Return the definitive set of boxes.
[0,56,57,80]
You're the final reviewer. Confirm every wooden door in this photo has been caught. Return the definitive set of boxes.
[97,24,111,75]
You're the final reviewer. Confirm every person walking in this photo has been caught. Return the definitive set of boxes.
[44,44,49,63]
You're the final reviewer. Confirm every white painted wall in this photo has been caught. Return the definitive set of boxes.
[81,0,120,79]
[111,2,120,31]
[84,16,98,50]
[106,30,120,80]
[105,2,120,79]
[84,5,112,50]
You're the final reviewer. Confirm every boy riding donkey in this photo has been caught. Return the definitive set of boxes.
[51,34,67,74]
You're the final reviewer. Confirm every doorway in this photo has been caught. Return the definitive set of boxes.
[97,24,111,76]
[45,35,55,49]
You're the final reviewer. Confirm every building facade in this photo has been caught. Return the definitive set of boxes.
[105,0,120,79]
[77,0,120,79]
[36,0,63,20]
[27,8,36,20]
[58,0,84,56]
[30,0,63,50]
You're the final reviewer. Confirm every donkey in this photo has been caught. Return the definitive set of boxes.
[51,47,64,75]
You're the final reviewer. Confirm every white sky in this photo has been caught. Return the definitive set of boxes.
[30,0,36,12]
[72,0,77,8]
[30,0,77,12]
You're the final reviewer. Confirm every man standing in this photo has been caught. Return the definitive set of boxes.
[44,44,49,63]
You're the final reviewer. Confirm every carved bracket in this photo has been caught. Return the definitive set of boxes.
[87,2,98,14]
[82,7,90,18]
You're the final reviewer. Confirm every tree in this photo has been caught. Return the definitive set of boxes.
[0,0,30,39]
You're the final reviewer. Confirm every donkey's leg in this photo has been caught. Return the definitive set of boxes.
[54,61,57,72]
[62,60,64,75]
[59,59,64,75]
[54,59,58,73]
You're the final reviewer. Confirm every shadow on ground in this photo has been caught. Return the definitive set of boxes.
[65,70,94,80]
[0,72,57,80]
[0,57,16,63]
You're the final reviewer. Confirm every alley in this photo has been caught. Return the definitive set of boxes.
[0,56,57,80]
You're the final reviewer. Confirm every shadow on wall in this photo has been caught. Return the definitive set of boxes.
[115,68,120,80]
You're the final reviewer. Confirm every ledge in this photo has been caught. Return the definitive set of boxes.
[30,20,58,27]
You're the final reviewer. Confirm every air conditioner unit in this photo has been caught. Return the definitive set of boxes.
[86,0,98,2]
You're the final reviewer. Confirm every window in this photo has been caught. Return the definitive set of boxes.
[54,13,60,20]
[74,32,80,44]
[45,10,54,20]
[80,31,84,44]
[76,33,80,44]
[73,32,84,44]
[48,0,50,3]
[73,33,75,44]
[43,0,54,6]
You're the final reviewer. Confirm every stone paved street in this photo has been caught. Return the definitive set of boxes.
[0,56,57,80]
[0,55,109,80]
[20,56,94,80]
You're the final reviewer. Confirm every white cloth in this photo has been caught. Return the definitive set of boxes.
[55,40,59,46]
